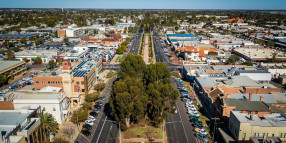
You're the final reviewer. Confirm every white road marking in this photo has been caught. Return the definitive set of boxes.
[176,103,190,143]
[96,115,107,143]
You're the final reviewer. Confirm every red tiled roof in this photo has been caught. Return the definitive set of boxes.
[177,46,198,53]
[199,50,206,57]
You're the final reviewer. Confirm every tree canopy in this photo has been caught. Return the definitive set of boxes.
[110,54,179,129]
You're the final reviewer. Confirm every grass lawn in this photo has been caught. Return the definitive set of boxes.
[123,119,163,139]
[115,55,122,62]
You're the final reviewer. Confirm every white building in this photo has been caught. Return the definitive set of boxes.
[12,92,69,124]
[65,28,84,37]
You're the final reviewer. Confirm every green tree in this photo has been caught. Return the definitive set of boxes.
[6,48,15,60]
[81,102,93,110]
[267,41,275,47]
[22,58,29,63]
[12,47,20,52]
[34,57,42,63]
[70,108,88,123]
[0,75,7,86]
[93,82,106,92]
[226,55,240,65]
[63,37,69,44]
[48,60,57,69]
[20,38,27,44]
[85,92,100,102]
[242,61,253,66]
[119,54,146,79]
[41,113,59,135]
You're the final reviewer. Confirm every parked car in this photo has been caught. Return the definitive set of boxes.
[99,96,106,101]
[82,130,91,136]
[85,120,94,126]
[94,104,101,109]
[83,124,92,130]
[90,112,98,117]
[181,98,191,102]
[87,116,96,121]
[92,108,100,114]
[96,101,103,106]
[74,139,84,143]
[195,133,209,142]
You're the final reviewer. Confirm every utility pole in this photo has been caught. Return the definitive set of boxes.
[212,117,220,141]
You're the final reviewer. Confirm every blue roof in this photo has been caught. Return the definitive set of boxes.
[166,34,195,37]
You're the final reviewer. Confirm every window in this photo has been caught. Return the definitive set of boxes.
[81,81,84,85]
[82,89,85,92]
[53,107,56,111]
[48,81,50,84]
[76,81,79,85]
[36,81,39,84]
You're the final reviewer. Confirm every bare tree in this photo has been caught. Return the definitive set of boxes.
[60,123,76,138]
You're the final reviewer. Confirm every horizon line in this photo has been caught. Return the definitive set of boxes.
[0,8,286,11]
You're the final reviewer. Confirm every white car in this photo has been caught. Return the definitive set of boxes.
[85,120,94,126]
[88,116,96,121]
[199,131,208,135]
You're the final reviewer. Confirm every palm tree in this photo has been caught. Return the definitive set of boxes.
[41,113,59,138]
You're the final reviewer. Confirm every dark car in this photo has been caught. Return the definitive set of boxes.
[82,130,91,136]
[94,104,101,109]
[83,124,92,130]
[74,139,84,143]
[99,96,106,101]
[96,101,103,106]
[90,112,98,117]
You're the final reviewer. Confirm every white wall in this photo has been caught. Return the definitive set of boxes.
[13,98,68,124]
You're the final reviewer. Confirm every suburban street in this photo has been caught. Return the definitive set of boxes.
[167,77,207,143]
[77,77,119,143]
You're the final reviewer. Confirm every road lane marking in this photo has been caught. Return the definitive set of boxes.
[176,103,190,143]
[95,115,107,143]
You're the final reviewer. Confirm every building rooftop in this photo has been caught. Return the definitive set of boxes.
[0,109,34,135]
[166,34,195,37]
[39,86,62,92]
[0,60,25,72]
[15,50,58,58]
[234,48,286,60]
[230,93,279,104]
[224,98,270,111]
[196,77,216,88]
[231,111,286,127]
[223,76,261,87]
[73,59,100,77]
[12,92,65,100]
[36,70,62,77]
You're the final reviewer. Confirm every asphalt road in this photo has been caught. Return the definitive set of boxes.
[76,77,119,143]
[152,28,182,72]
[129,28,143,55]
[166,77,207,143]
[153,27,168,63]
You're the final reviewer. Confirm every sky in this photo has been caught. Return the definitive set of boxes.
[1,0,286,10]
